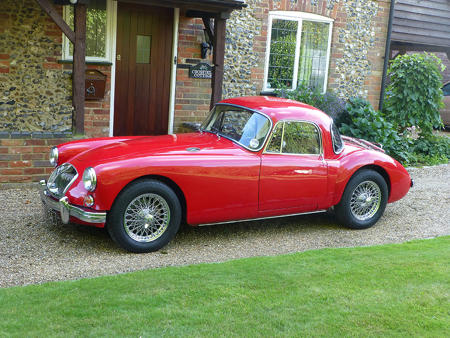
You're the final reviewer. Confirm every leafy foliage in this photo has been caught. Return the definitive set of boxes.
[408,135,450,166]
[278,83,346,120]
[337,98,411,162]
[336,98,449,166]
[384,53,445,137]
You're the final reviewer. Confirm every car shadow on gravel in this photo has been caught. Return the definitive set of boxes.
[55,211,340,253]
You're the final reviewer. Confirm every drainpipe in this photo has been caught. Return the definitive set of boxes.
[379,0,396,111]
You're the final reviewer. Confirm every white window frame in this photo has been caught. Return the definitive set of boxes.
[62,0,115,62]
[263,11,333,93]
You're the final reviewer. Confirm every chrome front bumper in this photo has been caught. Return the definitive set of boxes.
[39,180,106,224]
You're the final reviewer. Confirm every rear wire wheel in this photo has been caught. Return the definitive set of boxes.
[107,180,181,253]
[335,170,388,229]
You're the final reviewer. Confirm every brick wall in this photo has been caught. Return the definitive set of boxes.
[174,17,213,131]
[0,136,74,183]
[0,1,111,185]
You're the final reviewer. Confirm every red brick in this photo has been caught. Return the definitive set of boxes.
[24,139,46,146]
[10,161,32,168]
[9,147,32,154]
[33,146,51,153]
[46,139,70,146]
[0,54,9,59]
[24,168,45,175]
[0,168,23,175]
[0,139,24,146]
[22,153,45,160]
[43,63,62,69]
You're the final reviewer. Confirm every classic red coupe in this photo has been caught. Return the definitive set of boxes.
[40,96,413,253]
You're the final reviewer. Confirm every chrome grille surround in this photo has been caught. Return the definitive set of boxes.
[47,163,78,199]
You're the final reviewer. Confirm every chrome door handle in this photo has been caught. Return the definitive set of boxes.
[294,169,312,174]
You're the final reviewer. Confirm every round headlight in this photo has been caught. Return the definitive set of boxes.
[82,167,97,192]
[49,147,59,167]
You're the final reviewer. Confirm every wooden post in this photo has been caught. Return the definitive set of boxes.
[210,17,227,109]
[35,0,75,44]
[73,4,87,134]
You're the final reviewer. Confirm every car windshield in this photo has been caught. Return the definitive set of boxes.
[200,104,272,151]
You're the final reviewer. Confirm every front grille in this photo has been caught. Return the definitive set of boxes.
[47,163,78,199]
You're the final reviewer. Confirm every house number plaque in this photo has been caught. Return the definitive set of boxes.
[189,62,213,79]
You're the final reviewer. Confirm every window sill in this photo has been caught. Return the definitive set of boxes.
[58,60,113,66]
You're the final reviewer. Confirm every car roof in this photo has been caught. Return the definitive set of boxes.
[219,96,333,128]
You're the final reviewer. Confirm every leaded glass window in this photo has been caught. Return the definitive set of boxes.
[264,12,333,93]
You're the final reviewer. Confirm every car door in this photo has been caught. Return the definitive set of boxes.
[259,120,328,214]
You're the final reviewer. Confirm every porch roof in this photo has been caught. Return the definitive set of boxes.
[117,0,246,14]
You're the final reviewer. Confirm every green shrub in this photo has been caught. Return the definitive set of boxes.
[277,83,346,120]
[337,97,412,162]
[384,53,444,137]
[408,135,450,166]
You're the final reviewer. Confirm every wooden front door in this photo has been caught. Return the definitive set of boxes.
[114,4,173,136]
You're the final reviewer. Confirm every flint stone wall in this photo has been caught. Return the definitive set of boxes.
[223,0,390,109]
[0,0,72,133]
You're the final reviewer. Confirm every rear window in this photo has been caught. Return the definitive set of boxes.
[331,122,344,154]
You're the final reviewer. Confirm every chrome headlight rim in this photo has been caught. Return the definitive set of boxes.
[49,147,59,167]
[82,167,97,192]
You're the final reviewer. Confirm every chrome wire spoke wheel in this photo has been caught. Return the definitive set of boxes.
[349,180,381,221]
[123,193,170,242]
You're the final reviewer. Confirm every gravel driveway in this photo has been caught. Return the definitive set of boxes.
[1,164,449,288]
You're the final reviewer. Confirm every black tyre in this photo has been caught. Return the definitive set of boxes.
[107,179,181,253]
[335,170,388,229]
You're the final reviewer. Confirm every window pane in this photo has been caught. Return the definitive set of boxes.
[67,0,107,58]
[331,122,344,153]
[282,121,320,154]
[297,21,330,92]
[266,123,283,153]
[443,83,450,96]
[136,35,151,64]
[201,105,271,150]
[267,19,298,89]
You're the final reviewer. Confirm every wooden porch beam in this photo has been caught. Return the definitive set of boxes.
[210,17,226,109]
[35,0,75,44]
[73,4,87,134]
[202,17,214,43]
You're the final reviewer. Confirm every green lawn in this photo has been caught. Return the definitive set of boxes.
[1,237,449,337]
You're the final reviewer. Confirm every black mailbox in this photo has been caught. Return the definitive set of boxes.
[85,69,106,100]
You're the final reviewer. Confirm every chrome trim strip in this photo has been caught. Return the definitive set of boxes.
[40,180,106,224]
[197,209,326,227]
[202,103,274,153]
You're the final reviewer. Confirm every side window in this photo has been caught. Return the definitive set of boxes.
[443,83,450,96]
[331,122,344,153]
[266,123,283,153]
[266,121,321,154]
[283,121,320,154]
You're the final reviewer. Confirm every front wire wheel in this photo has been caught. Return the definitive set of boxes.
[107,180,181,253]
[335,170,388,229]
[124,193,171,243]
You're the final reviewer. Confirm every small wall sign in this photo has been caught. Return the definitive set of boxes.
[189,62,213,79]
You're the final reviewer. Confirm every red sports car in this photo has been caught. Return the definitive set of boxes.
[40,96,413,253]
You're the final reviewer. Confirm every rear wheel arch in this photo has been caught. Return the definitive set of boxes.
[357,165,391,198]
[337,165,391,204]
